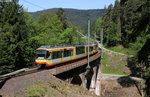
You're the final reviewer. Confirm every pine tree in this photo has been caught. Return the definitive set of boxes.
[56,8,68,30]
[0,0,31,74]
[95,0,150,96]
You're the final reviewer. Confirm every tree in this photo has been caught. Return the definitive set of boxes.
[95,0,150,96]
[94,2,121,47]
[60,28,74,44]
[30,12,64,45]
[0,0,34,74]
[56,8,68,30]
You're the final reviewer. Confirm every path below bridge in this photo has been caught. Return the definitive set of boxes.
[100,73,143,97]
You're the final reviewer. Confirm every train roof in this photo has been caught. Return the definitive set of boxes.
[37,42,97,49]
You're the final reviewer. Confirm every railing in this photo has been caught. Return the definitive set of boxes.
[51,50,101,75]
[0,50,101,82]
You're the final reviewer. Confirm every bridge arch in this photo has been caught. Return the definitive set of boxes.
[71,75,82,85]
[86,68,94,89]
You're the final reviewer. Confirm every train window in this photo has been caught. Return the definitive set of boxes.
[76,46,84,55]
[86,46,93,52]
[96,45,98,50]
[90,46,93,52]
[93,46,95,49]
[52,51,62,59]
[71,50,73,56]
[46,52,51,59]
[36,54,45,59]
[35,50,47,59]
[64,50,73,57]
[93,45,98,50]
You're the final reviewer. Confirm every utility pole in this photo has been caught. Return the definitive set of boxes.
[83,20,91,89]
[94,32,96,43]
[87,20,90,69]
[98,27,103,96]
[101,28,103,47]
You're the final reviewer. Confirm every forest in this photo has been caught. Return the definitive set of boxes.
[31,8,105,30]
[0,0,149,96]
[94,0,150,96]
[0,0,86,74]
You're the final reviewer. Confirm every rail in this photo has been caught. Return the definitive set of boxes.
[51,50,101,75]
[0,67,41,82]
[0,50,101,82]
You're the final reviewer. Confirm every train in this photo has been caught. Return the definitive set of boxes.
[35,43,98,67]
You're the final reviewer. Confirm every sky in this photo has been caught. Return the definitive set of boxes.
[19,0,116,12]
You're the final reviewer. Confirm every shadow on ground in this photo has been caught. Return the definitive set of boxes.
[127,56,142,77]
[117,76,138,87]
[0,77,11,89]
[117,76,142,96]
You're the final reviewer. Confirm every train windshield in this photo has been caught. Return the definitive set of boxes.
[35,50,49,59]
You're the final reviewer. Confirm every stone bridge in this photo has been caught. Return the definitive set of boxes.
[53,50,102,95]
[0,50,102,96]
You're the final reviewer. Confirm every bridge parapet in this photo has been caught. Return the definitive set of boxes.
[54,50,102,96]
[51,50,101,75]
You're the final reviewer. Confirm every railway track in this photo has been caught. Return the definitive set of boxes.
[0,67,42,83]
[0,50,101,84]
[52,50,101,75]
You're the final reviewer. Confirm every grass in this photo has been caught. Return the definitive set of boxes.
[101,65,127,75]
[26,81,68,97]
[26,84,47,97]
[48,81,68,96]
[101,51,108,65]
[108,45,136,55]
[101,49,129,75]
[25,80,97,97]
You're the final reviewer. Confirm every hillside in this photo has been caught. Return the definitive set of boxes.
[100,47,143,97]
[0,70,97,97]
[30,8,105,29]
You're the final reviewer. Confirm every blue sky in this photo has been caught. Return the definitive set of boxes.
[19,0,116,12]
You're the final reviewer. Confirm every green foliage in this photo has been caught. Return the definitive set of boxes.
[95,0,149,48]
[56,8,68,30]
[101,51,108,65]
[129,36,147,54]
[101,50,128,75]
[0,0,36,74]
[26,84,47,97]
[109,45,136,55]
[0,4,87,75]
[94,2,121,47]
[60,28,75,44]
[30,13,64,45]
[95,17,103,36]
[31,8,106,31]
[30,12,85,46]
[95,0,149,59]
[105,22,121,46]
[101,65,127,75]
[95,0,149,96]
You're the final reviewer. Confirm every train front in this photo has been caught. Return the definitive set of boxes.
[35,49,50,67]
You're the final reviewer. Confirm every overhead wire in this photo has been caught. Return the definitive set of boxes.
[22,0,45,10]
